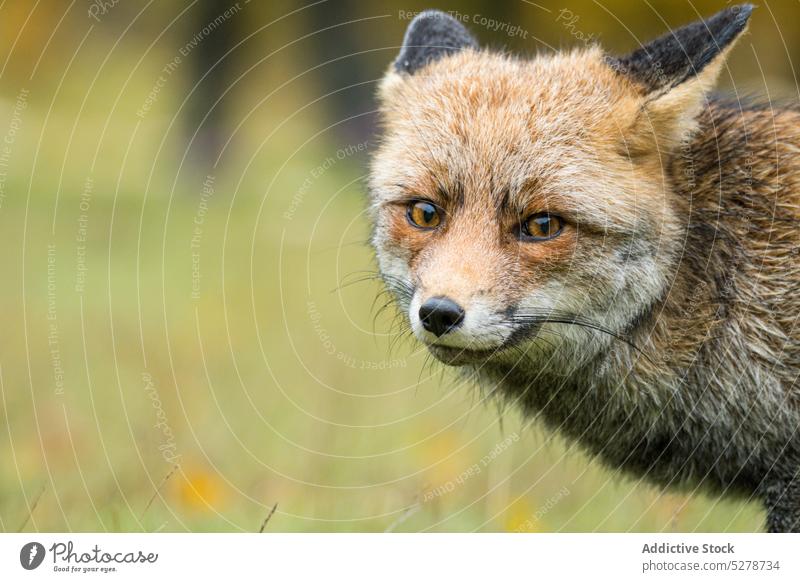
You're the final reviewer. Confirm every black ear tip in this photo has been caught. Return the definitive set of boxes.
[394,10,478,75]
[720,4,755,27]
[715,3,754,33]
[705,3,753,53]
[402,9,461,47]
[404,10,465,35]
[733,3,755,21]
[412,9,454,23]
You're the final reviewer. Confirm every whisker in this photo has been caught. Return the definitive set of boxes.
[512,310,653,364]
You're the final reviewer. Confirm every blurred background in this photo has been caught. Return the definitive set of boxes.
[0,0,795,532]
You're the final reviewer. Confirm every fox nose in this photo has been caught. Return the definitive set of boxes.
[419,296,465,337]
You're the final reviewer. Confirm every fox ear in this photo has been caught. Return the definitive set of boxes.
[611,4,752,147]
[394,11,478,75]
[613,4,752,95]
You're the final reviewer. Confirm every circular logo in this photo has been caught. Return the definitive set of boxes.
[19,542,46,570]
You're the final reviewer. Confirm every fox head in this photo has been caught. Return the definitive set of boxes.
[369,6,752,368]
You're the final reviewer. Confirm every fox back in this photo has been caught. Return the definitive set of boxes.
[368,6,800,531]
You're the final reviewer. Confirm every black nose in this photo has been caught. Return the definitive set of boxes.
[419,296,465,337]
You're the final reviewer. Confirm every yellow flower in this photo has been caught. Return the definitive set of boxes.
[175,466,226,510]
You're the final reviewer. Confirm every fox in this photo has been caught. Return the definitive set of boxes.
[368,5,800,532]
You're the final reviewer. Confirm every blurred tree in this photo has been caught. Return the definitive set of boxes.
[305,0,377,144]
[186,0,238,173]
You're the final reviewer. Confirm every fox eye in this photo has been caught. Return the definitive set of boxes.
[520,213,564,241]
[407,200,442,229]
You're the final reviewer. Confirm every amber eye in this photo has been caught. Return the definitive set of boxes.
[521,213,564,241]
[407,200,442,229]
